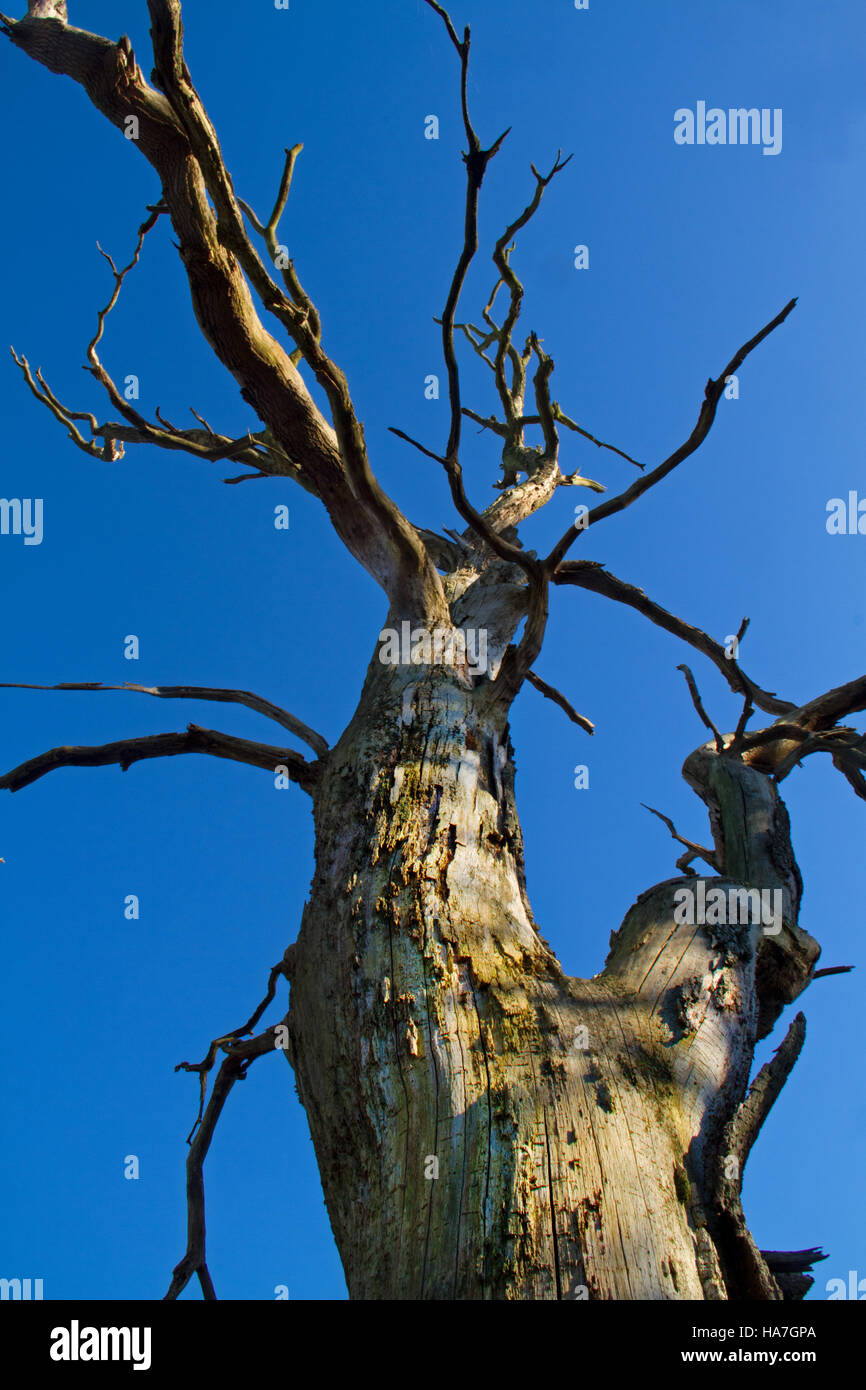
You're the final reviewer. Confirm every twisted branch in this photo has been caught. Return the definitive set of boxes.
[175,949,295,1142]
[164,1015,290,1301]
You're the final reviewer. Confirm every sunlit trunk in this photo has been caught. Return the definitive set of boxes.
[287,656,819,1299]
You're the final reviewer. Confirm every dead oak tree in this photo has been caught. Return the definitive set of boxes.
[1,0,861,1301]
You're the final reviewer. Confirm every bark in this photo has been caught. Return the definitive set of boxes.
[285,647,819,1299]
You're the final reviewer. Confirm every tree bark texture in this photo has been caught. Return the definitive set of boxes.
[287,652,819,1299]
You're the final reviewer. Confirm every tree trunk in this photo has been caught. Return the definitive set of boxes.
[286,654,819,1300]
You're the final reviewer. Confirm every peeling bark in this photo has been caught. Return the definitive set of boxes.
[283,657,818,1299]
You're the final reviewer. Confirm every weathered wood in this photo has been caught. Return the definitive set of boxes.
[283,652,818,1298]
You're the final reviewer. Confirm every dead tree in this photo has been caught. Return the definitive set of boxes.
[1,0,860,1300]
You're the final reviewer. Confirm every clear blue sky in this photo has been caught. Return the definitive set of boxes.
[1,0,863,1301]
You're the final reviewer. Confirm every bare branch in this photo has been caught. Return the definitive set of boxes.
[0,681,329,758]
[775,674,866,735]
[423,0,465,57]
[544,298,798,572]
[420,3,512,464]
[147,0,448,622]
[551,403,643,470]
[389,428,541,583]
[175,954,292,1142]
[239,143,323,350]
[164,1013,290,1301]
[453,322,500,377]
[29,205,306,482]
[83,203,168,425]
[486,158,571,437]
[727,1013,807,1174]
[462,401,638,472]
[528,333,557,458]
[3,6,447,620]
[459,385,638,477]
[678,664,725,751]
[558,472,605,494]
[0,725,316,794]
[719,674,866,803]
[552,560,795,717]
[830,755,866,803]
[222,469,272,486]
[771,729,866,785]
[525,670,594,735]
[388,427,446,466]
[461,406,508,437]
[409,10,582,703]
[726,691,755,757]
[10,344,305,484]
[641,802,719,875]
[484,577,549,713]
[10,349,106,459]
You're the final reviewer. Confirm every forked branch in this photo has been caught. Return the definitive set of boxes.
[164,1014,290,1301]
[2,2,447,619]
[147,0,447,622]
[552,560,795,717]
[731,674,866,801]
[239,142,322,362]
[175,951,295,1143]
[544,298,798,572]
[641,802,719,875]
[10,343,301,484]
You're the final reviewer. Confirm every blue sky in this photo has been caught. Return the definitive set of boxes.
[1,0,864,1300]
